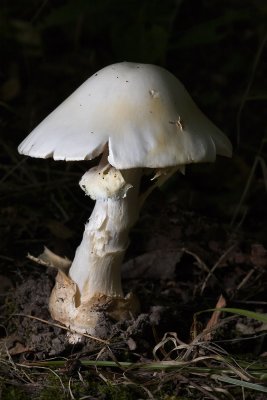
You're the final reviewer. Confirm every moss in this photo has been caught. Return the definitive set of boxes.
[38,373,67,400]
[1,385,28,400]
[97,382,136,400]
[163,397,190,400]
[36,369,137,400]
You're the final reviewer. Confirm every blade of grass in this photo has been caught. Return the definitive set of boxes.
[20,357,267,376]
[212,374,267,393]
[198,307,267,323]
[231,152,267,229]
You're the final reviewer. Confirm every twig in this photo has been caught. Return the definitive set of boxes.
[201,244,236,295]
[12,313,110,345]
[236,31,267,146]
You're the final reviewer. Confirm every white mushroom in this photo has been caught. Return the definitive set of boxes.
[18,62,232,337]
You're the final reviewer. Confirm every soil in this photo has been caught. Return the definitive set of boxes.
[1,192,266,398]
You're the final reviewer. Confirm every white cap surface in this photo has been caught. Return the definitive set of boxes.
[18,62,232,168]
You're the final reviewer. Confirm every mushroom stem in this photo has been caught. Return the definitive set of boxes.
[49,158,142,336]
[68,165,142,305]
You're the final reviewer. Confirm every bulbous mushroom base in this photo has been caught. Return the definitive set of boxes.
[49,269,139,341]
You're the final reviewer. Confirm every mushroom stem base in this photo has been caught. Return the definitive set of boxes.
[49,269,139,340]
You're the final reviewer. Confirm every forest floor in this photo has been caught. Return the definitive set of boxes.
[0,166,266,399]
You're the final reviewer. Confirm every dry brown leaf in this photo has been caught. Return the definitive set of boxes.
[45,220,74,239]
[203,294,226,341]
[122,250,182,280]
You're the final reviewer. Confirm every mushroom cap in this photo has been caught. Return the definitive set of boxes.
[18,62,232,168]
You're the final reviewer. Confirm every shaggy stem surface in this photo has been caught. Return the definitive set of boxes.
[68,166,141,305]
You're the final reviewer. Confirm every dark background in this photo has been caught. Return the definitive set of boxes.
[1,0,267,266]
